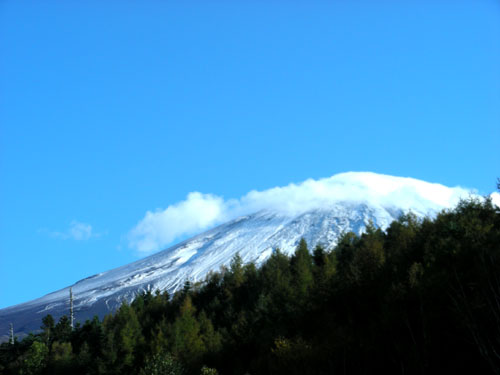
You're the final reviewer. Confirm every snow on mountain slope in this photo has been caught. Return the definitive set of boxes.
[0,172,476,339]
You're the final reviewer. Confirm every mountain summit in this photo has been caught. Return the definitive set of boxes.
[0,172,475,338]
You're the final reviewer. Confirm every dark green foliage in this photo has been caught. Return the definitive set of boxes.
[101,301,144,375]
[139,352,183,375]
[53,315,72,343]
[20,341,48,375]
[1,197,499,374]
[170,296,206,367]
[200,366,218,375]
[290,239,313,302]
[49,341,73,375]
[40,315,54,345]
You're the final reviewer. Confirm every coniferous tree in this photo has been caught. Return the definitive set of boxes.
[50,341,74,375]
[290,238,313,302]
[53,315,72,342]
[1,196,499,375]
[20,341,48,375]
[101,301,144,375]
[171,296,205,367]
[41,315,55,345]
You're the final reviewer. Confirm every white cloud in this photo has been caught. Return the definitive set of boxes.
[128,172,476,254]
[45,220,97,241]
[67,221,93,240]
[128,192,231,253]
[491,192,500,207]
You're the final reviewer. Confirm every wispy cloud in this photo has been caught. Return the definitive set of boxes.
[128,172,477,254]
[41,220,102,241]
[128,192,230,253]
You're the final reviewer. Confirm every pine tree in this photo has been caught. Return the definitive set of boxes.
[171,296,205,366]
[199,311,222,353]
[54,315,72,342]
[20,341,49,375]
[312,244,336,299]
[102,301,145,374]
[290,239,313,302]
[41,314,55,344]
[50,341,73,375]
[228,253,244,288]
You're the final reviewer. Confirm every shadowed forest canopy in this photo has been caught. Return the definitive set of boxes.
[1,197,499,375]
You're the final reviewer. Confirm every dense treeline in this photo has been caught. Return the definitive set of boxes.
[1,197,499,375]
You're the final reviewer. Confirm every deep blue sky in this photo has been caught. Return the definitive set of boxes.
[1,1,499,308]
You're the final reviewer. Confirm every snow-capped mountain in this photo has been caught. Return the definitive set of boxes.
[0,172,477,339]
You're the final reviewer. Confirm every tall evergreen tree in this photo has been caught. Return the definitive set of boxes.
[290,238,313,302]
[53,315,72,342]
[101,302,144,375]
[20,341,48,375]
[171,296,205,367]
[41,315,55,345]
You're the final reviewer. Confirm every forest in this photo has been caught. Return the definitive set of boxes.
[1,197,499,375]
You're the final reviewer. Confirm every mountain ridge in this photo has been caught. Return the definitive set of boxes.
[0,172,478,339]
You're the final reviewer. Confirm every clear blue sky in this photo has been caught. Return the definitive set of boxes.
[1,0,499,308]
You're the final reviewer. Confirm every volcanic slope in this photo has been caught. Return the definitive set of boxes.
[0,172,475,338]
